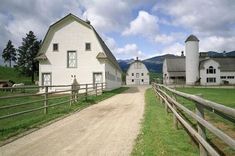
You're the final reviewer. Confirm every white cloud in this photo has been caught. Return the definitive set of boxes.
[200,36,235,52]
[116,44,145,59]
[81,0,132,32]
[102,34,146,59]
[161,42,184,56]
[154,0,235,37]
[122,10,159,38]
[155,34,174,44]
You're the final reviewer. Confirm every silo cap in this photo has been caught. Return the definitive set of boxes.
[185,34,199,42]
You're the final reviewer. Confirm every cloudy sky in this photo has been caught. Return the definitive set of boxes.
[0,0,235,63]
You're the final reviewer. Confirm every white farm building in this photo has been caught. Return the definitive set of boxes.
[126,58,149,85]
[36,14,122,91]
[163,35,235,85]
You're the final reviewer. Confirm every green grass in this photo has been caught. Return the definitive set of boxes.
[0,66,34,85]
[175,87,235,155]
[132,88,198,156]
[0,87,129,142]
[176,87,235,108]
[149,72,162,83]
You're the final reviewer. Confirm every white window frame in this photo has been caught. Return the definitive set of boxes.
[42,72,52,86]
[67,51,77,68]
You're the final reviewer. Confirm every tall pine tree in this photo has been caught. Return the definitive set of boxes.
[17,31,41,82]
[2,40,17,67]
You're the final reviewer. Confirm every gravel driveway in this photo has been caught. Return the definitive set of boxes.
[0,86,148,156]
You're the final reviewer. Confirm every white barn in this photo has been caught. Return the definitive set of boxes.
[126,58,149,85]
[36,14,122,91]
[163,35,235,85]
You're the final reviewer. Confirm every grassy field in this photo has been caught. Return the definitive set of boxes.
[0,66,35,85]
[149,72,162,83]
[132,88,199,156]
[175,87,235,155]
[0,87,128,142]
[176,87,235,108]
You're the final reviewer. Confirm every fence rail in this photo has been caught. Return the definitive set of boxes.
[152,83,235,156]
[0,82,106,120]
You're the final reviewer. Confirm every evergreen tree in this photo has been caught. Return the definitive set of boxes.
[17,31,41,82]
[2,40,17,67]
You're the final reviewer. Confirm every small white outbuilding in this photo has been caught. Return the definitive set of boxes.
[126,58,149,85]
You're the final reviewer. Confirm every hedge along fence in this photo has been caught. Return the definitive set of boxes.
[152,83,235,156]
[0,82,106,120]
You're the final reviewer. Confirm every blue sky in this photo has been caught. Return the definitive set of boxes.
[0,0,235,63]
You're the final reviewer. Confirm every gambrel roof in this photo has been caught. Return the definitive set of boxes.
[165,57,235,73]
[36,13,122,72]
[199,58,235,71]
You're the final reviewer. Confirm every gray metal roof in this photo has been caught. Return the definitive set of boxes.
[166,57,235,73]
[92,28,122,72]
[185,34,199,42]
[168,72,185,77]
[165,57,185,72]
[199,58,235,71]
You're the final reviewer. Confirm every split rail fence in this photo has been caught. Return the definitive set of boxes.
[152,83,235,156]
[0,82,106,120]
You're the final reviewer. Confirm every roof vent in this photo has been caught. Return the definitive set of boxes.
[181,51,184,57]
[85,19,91,25]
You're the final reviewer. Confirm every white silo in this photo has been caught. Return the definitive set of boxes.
[185,34,199,85]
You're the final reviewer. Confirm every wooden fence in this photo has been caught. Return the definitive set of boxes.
[152,83,235,156]
[0,82,106,120]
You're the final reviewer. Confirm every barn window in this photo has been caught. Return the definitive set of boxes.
[67,51,77,68]
[85,43,91,51]
[227,76,235,79]
[141,73,144,76]
[132,79,134,82]
[142,79,144,82]
[206,66,216,74]
[132,73,134,76]
[136,73,139,78]
[206,77,216,83]
[42,73,51,86]
[53,43,58,51]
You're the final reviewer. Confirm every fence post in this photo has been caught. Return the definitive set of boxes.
[70,85,74,106]
[172,94,179,129]
[44,86,48,114]
[195,101,207,156]
[85,84,88,101]
[95,83,98,96]
[101,83,103,93]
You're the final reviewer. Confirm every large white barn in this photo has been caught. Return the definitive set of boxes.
[126,58,149,85]
[36,14,122,90]
[163,35,235,85]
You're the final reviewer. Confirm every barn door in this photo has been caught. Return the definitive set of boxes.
[42,73,51,86]
[93,73,103,86]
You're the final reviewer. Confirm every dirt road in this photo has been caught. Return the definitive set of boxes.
[0,86,148,156]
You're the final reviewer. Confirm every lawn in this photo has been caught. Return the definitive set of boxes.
[176,87,235,108]
[0,66,35,85]
[175,87,235,155]
[132,88,199,156]
[0,87,129,143]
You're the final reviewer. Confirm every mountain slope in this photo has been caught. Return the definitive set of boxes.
[118,51,235,73]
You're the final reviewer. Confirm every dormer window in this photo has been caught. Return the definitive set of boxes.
[85,43,91,51]
[53,43,58,51]
[206,66,216,74]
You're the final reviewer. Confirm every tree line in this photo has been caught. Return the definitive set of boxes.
[2,31,41,82]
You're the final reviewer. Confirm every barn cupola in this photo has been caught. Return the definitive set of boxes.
[185,34,199,85]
